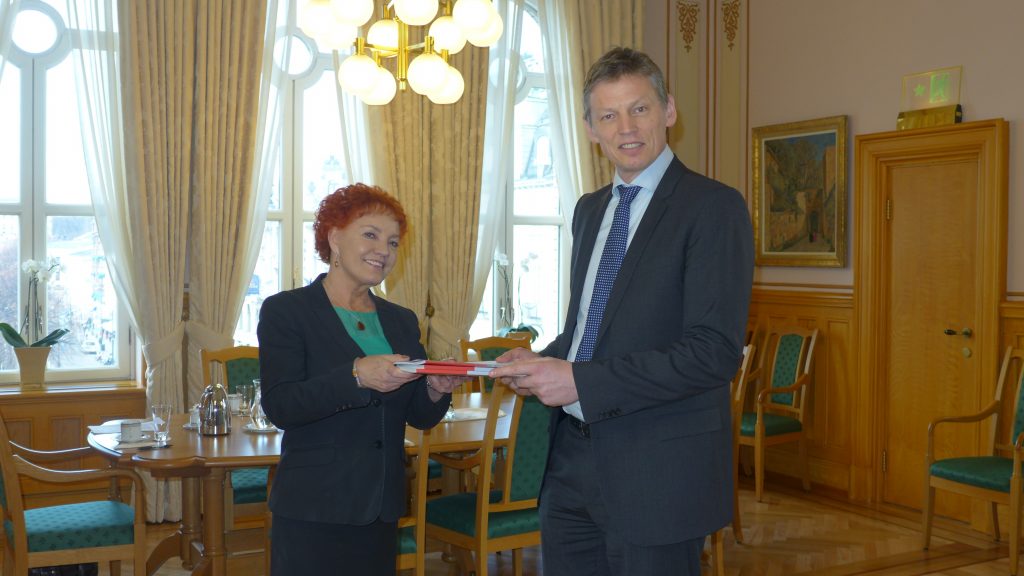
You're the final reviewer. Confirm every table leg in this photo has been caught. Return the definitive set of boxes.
[193,468,228,576]
[182,477,202,568]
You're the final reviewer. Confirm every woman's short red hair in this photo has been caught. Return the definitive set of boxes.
[313,183,408,264]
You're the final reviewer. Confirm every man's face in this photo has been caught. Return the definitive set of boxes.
[585,74,677,184]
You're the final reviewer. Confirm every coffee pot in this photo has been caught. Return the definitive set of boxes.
[199,382,231,435]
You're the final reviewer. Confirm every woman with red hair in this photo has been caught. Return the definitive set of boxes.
[257,183,459,575]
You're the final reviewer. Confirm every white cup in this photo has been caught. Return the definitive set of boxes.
[120,419,143,442]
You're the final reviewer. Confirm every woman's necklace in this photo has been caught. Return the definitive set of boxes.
[325,274,372,331]
[347,310,366,331]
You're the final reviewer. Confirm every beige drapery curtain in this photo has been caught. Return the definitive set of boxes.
[185,0,269,404]
[374,44,488,358]
[538,0,643,223]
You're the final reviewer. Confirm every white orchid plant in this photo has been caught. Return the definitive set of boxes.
[0,259,70,348]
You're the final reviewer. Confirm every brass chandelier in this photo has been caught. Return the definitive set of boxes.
[299,0,503,105]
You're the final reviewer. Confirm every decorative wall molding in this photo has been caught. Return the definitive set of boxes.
[722,0,740,49]
[676,1,700,52]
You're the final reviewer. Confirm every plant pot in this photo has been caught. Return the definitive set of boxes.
[15,346,50,389]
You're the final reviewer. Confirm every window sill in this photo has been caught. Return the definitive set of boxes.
[0,381,144,401]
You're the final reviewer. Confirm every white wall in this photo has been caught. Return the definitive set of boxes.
[748,0,1023,292]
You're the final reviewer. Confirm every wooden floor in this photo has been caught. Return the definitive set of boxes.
[94,484,1022,575]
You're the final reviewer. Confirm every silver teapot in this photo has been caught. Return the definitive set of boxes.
[199,382,231,435]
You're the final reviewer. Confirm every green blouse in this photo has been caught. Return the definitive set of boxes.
[334,307,392,356]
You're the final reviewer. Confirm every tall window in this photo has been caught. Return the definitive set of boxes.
[234,31,349,344]
[470,8,567,349]
[0,0,130,383]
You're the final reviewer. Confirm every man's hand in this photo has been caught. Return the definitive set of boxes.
[489,356,578,407]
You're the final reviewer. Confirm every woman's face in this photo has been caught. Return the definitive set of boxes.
[328,211,401,289]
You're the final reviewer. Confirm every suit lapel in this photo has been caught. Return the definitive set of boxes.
[594,158,686,347]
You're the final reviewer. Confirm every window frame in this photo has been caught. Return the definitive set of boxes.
[0,0,133,385]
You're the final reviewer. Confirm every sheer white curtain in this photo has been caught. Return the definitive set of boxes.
[333,57,374,185]
[0,0,18,81]
[537,0,643,225]
[68,0,194,522]
[469,0,525,331]
[536,0,594,225]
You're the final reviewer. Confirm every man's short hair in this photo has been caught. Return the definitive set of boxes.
[583,47,669,124]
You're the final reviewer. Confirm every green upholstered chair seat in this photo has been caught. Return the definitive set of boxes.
[930,456,1017,492]
[232,467,270,504]
[426,490,539,538]
[15,500,135,553]
[397,525,416,555]
[740,412,803,437]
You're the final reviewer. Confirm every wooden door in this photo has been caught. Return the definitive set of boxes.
[854,120,1008,521]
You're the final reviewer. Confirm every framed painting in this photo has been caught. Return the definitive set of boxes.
[752,115,847,267]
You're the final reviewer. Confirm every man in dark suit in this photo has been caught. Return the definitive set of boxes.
[489,47,754,575]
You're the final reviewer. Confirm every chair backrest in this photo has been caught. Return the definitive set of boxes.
[730,345,756,438]
[758,325,819,420]
[201,345,259,394]
[0,410,29,555]
[992,347,1024,456]
[458,335,532,392]
[477,382,551,514]
[397,427,431,575]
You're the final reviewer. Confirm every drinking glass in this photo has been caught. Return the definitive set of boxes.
[238,383,255,415]
[151,403,172,445]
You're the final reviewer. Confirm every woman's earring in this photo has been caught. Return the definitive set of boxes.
[333,257,339,267]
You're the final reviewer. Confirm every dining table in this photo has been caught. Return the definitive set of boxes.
[87,391,514,576]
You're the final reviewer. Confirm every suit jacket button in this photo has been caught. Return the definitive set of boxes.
[372,398,382,407]
[374,440,383,449]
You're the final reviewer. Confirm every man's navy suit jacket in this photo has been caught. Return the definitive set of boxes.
[539,156,754,545]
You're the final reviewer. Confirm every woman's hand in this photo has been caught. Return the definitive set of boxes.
[354,355,421,393]
[426,374,464,396]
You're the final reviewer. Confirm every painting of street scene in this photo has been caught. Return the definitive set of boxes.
[753,116,846,267]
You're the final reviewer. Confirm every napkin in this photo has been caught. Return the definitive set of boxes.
[89,419,160,435]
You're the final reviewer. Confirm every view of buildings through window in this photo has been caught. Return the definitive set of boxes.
[0,0,128,382]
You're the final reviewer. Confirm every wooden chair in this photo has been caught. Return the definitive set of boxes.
[397,427,432,575]
[738,325,819,502]
[923,347,1024,574]
[458,334,532,393]
[705,344,756,574]
[0,410,147,575]
[200,346,269,525]
[425,382,550,576]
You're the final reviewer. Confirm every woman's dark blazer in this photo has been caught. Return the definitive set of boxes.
[257,274,449,525]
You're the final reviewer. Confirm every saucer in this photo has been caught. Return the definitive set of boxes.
[243,423,279,434]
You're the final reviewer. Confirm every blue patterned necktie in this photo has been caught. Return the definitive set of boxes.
[575,184,642,362]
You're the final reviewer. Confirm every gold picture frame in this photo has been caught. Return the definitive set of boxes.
[752,115,847,267]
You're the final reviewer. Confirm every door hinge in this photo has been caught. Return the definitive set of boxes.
[885,198,893,221]
[881,449,887,473]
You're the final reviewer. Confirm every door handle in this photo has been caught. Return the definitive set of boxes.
[943,327,973,338]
